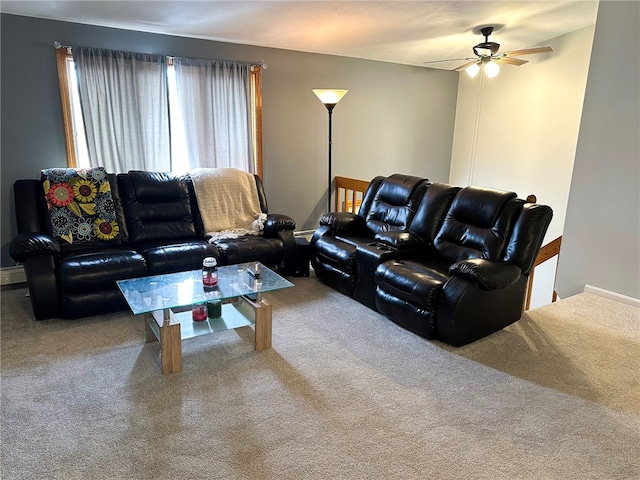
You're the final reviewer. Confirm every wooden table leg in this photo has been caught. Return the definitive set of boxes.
[159,322,182,374]
[234,296,273,351]
[254,298,272,351]
[151,309,183,375]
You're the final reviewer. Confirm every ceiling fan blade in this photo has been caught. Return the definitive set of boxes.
[502,46,553,57]
[453,60,479,72]
[423,57,475,65]
[496,56,528,66]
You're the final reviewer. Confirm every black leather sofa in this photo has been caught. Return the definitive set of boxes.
[10,170,297,320]
[311,174,553,346]
[311,174,429,310]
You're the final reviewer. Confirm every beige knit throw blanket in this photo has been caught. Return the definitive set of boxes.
[189,167,265,241]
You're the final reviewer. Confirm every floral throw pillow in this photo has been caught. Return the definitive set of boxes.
[41,167,121,245]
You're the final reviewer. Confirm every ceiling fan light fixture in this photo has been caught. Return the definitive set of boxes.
[485,60,500,78]
[424,25,553,78]
[473,44,499,57]
[466,62,480,78]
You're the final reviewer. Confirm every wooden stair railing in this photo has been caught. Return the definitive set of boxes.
[333,176,560,310]
[522,194,561,310]
[524,235,562,310]
[335,176,370,214]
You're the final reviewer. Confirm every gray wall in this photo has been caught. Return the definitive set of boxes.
[0,14,458,268]
[556,1,640,300]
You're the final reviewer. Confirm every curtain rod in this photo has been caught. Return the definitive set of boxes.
[165,56,266,69]
[53,42,72,54]
[53,41,267,69]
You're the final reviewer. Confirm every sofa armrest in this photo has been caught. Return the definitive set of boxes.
[319,212,367,235]
[263,214,296,236]
[9,234,61,320]
[449,258,522,290]
[374,231,426,250]
[260,214,296,276]
[9,233,60,263]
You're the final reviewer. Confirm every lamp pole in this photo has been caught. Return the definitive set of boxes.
[312,89,348,213]
[326,103,335,213]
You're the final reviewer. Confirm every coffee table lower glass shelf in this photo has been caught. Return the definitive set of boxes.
[117,262,294,374]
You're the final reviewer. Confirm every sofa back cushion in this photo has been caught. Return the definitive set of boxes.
[356,176,385,219]
[408,183,461,244]
[434,185,520,263]
[40,167,125,252]
[364,174,428,235]
[118,171,198,244]
[186,173,270,237]
[14,179,54,236]
[503,202,553,275]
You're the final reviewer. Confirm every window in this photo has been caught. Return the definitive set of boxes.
[55,47,263,177]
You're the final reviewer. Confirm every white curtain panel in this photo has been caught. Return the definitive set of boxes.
[74,47,170,173]
[173,58,254,173]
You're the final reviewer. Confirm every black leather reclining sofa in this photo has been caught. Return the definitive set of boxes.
[10,170,297,320]
[311,174,553,346]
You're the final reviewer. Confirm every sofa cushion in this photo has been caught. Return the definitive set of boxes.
[433,186,518,263]
[375,259,448,310]
[311,236,357,274]
[136,240,220,275]
[41,167,122,247]
[118,171,198,244]
[214,236,284,266]
[365,174,427,235]
[188,167,263,234]
[59,248,146,293]
[408,183,461,244]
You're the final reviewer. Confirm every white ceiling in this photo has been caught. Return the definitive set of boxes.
[0,1,599,68]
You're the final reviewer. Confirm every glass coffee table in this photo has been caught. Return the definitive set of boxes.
[117,262,294,374]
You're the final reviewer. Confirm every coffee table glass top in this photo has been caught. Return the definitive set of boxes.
[117,262,294,315]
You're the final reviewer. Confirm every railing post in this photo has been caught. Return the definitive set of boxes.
[524,236,563,311]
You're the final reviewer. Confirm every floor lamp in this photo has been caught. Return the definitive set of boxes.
[312,89,348,213]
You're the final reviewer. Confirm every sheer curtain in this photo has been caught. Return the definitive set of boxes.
[74,47,170,173]
[172,58,254,173]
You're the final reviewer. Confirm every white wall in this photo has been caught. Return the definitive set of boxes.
[556,1,640,301]
[449,25,595,308]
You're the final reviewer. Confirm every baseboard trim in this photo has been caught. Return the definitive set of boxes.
[584,284,640,308]
[1,266,26,286]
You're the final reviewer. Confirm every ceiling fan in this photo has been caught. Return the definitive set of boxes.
[424,26,553,78]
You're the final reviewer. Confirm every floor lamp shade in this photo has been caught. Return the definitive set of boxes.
[312,89,348,212]
[312,89,348,107]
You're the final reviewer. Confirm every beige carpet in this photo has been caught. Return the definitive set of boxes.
[1,273,639,480]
